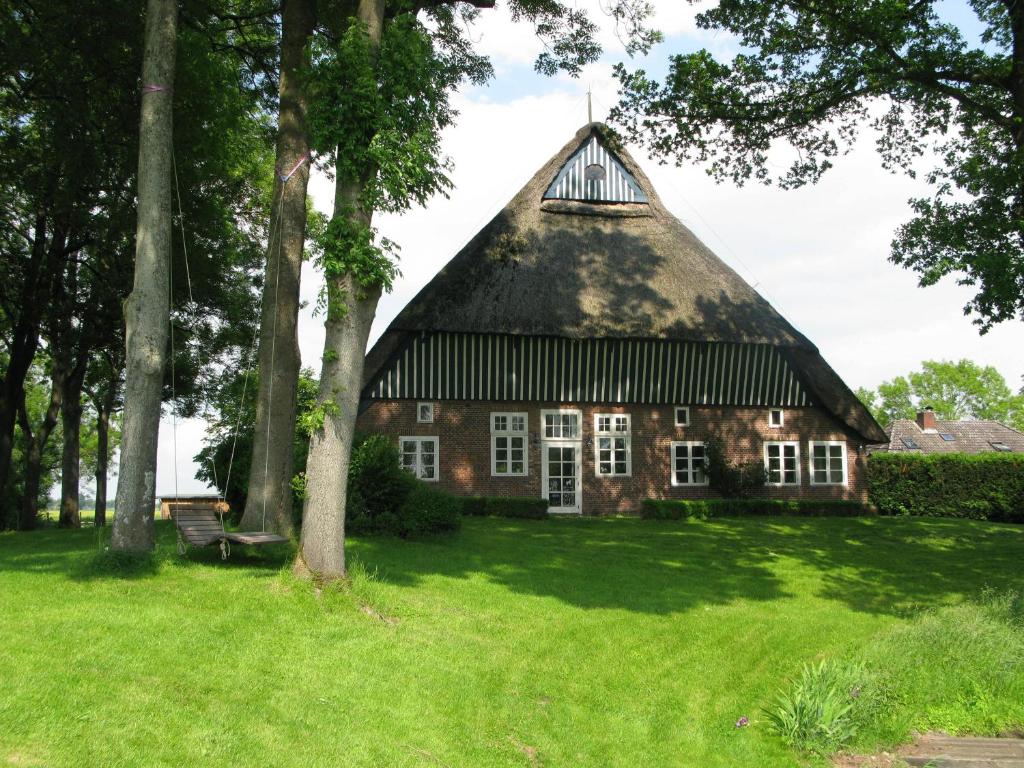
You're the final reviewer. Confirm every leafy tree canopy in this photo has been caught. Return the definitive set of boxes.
[610,0,1024,330]
[857,359,1024,429]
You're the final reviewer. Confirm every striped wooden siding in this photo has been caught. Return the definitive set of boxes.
[543,136,648,203]
[366,333,813,407]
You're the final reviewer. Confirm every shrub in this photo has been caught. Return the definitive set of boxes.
[704,437,767,498]
[346,434,461,537]
[765,660,867,755]
[394,482,462,537]
[867,453,1024,522]
[640,499,871,520]
[462,497,549,519]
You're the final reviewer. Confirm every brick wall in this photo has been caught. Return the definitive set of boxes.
[357,399,871,515]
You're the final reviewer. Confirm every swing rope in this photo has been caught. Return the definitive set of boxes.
[167,141,308,538]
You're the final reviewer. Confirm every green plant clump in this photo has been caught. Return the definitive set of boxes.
[640,499,871,520]
[868,452,1024,521]
[346,434,460,537]
[765,660,866,754]
[462,497,549,519]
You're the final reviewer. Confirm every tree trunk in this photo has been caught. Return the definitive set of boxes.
[240,0,316,537]
[58,361,87,528]
[111,0,177,552]
[296,0,385,580]
[18,366,63,530]
[0,214,50,514]
[93,387,113,527]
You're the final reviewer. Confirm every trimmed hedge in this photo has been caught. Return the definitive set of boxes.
[641,498,872,520]
[462,496,549,519]
[867,452,1024,522]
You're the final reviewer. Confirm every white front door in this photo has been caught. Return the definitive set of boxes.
[542,440,582,514]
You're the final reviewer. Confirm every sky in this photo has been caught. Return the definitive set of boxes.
[150,0,1024,497]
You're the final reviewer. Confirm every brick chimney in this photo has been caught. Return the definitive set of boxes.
[916,407,937,432]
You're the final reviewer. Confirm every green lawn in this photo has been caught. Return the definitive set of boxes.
[1,516,1022,767]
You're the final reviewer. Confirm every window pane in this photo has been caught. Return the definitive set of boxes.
[767,444,780,459]
[495,462,508,474]
[511,449,523,461]
[421,465,434,479]
[511,462,524,473]
[814,469,827,483]
[784,469,797,484]
[421,453,434,466]
[563,493,575,506]
[402,441,416,453]
[692,445,705,460]
[511,415,525,432]
[615,462,627,474]
[421,441,434,454]
[599,462,611,475]
[597,416,610,433]
[549,492,561,505]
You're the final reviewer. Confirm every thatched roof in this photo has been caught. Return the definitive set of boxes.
[364,123,885,443]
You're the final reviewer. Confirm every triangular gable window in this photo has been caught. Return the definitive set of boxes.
[544,135,648,203]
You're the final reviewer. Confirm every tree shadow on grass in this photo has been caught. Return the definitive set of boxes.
[0,521,291,581]
[350,517,1024,617]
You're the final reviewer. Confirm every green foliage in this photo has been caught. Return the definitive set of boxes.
[394,482,462,538]
[765,660,866,754]
[346,434,461,537]
[859,359,1024,429]
[640,499,870,520]
[703,437,767,498]
[767,590,1024,756]
[867,452,1024,521]
[462,497,549,520]
[316,214,400,295]
[610,1,1024,329]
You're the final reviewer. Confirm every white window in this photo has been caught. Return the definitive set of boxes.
[671,441,708,486]
[674,406,690,427]
[769,408,784,428]
[809,441,846,485]
[541,409,581,439]
[399,436,439,482]
[491,412,528,476]
[417,402,434,423]
[764,441,800,486]
[594,414,631,477]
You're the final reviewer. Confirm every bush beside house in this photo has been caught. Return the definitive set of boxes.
[347,434,461,536]
[462,497,549,519]
[867,453,1024,522]
[641,499,870,520]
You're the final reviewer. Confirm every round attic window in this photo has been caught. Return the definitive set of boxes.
[584,163,606,181]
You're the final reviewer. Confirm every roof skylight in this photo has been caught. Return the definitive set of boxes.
[939,433,956,441]
[901,437,920,449]
[990,441,1012,452]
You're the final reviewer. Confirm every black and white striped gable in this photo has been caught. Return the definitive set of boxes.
[365,332,813,408]
[543,135,647,204]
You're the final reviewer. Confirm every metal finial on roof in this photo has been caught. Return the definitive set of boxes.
[587,88,593,124]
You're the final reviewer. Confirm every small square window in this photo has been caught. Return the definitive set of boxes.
[674,407,690,427]
[417,402,434,423]
[769,409,784,428]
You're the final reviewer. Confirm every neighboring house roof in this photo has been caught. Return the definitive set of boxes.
[363,122,886,443]
[885,419,1024,454]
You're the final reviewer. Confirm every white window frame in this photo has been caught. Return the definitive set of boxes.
[768,408,784,428]
[670,441,709,487]
[491,412,528,477]
[674,406,690,427]
[416,402,434,424]
[540,408,582,440]
[593,413,632,477]
[808,440,847,486]
[764,441,801,486]
[399,436,439,482]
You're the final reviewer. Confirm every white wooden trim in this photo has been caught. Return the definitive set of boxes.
[540,408,582,440]
[768,408,784,428]
[399,436,439,482]
[593,413,632,477]
[674,406,690,427]
[808,440,847,486]
[541,439,583,514]
[670,441,709,486]
[763,441,801,486]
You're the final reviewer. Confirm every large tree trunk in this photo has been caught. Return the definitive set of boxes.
[18,367,63,530]
[239,0,316,537]
[93,386,114,527]
[297,0,385,580]
[58,360,88,528]
[111,0,177,552]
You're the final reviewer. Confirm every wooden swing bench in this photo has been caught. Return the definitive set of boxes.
[171,502,287,559]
